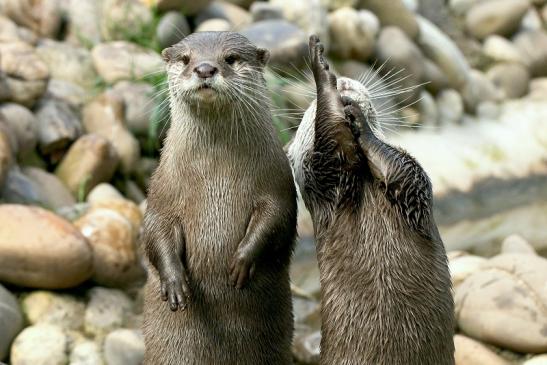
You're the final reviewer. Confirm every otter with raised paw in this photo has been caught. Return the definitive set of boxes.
[141,32,297,365]
[288,36,455,365]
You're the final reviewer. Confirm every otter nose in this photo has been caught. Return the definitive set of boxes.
[194,63,218,79]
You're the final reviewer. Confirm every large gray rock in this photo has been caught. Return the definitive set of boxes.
[0,284,23,361]
[487,63,530,99]
[1,168,46,206]
[249,2,283,22]
[359,0,419,39]
[83,91,140,174]
[456,254,547,353]
[55,134,119,198]
[0,103,36,159]
[465,0,530,40]
[34,98,82,162]
[375,26,425,102]
[112,81,155,136]
[21,167,76,210]
[156,11,190,49]
[461,69,502,112]
[22,291,85,331]
[69,340,104,365]
[84,287,133,338]
[100,0,153,42]
[1,0,62,37]
[103,329,144,365]
[0,42,49,107]
[454,334,510,365]
[514,30,547,77]
[240,20,308,72]
[45,79,88,110]
[416,16,471,90]
[91,41,163,84]
[329,7,379,61]
[36,39,98,89]
[10,325,68,365]
[0,204,93,288]
[271,0,329,47]
[66,0,102,46]
[195,1,252,30]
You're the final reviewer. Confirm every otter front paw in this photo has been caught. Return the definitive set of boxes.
[229,250,256,289]
[341,96,369,138]
[309,35,336,89]
[159,265,192,311]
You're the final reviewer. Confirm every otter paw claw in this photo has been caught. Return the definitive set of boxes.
[160,270,191,312]
[309,35,336,88]
[229,252,256,290]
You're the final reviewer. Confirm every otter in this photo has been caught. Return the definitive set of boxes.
[141,32,297,365]
[288,36,455,365]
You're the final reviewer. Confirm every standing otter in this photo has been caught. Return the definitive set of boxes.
[288,36,455,365]
[141,32,297,365]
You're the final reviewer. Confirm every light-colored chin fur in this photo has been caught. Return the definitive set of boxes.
[288,77,380,191]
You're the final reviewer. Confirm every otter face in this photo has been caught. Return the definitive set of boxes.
[288,77,380,189]
[162,32,270,106]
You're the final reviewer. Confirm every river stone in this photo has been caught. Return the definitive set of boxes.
[196,1,253,30]
[449,254,486,288]
[437,89,464,124]
[156,11,190,49]
[1,0,62,37]
[89,199,143,233]
[36,39,97,89]
[55,134,119,198]
[240,20,307,72]
[359,0,418,39]
[482,35,527,65]
[91,41,163,84]
[69,340,104,365]
[514,30,547,77]
[0,103,36,159]
[270,0,329,48]
[454,334,510,365]
[84,287,132,338]
[416,16,470,90]
[501,234,537,255]
[66,0,102,46]
[0,15,37,44]
[45,79,88,110]
[22,167,76,209]
[0,205,93,288]
[10,325,68,365]
[87,183,125,204]
[465,0,530,40]
[22,291,85,331]
[417,90,438,126]
[328,7,379,61]
[455,253,547,353]
[1,168,47,206]
[293,330,321,364]
[35,98,82,162]
[75,209,144,288]
[0,128,12,189]
[524,355,547,365]
[249,2,283,22]
[195,18,232,32]
[141,0,212,14]
[0,284,23,361]
[100,0,152,41]
[487,63,530,99]
[112,81,155,136]
[83,91,140,173]
[375,26,425,102]
[461,69,501,112]
[103,329,145,365]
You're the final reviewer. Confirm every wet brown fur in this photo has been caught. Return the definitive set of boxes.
[141,32,297,365]
[291,36,455,365]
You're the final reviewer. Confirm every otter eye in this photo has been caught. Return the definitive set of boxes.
[180,55,190,65]
[225,54,239,65]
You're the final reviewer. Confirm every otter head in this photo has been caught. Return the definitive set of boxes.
[288,76,381,190]
[162,32,270,107]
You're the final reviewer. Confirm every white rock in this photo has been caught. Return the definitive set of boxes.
[501,234,537,255]
[103,329,144,365]
[84,287,133,338]
[10,325,68,365]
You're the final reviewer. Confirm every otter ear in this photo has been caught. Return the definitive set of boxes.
[257,48,270,67]
[161,47,176,63]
